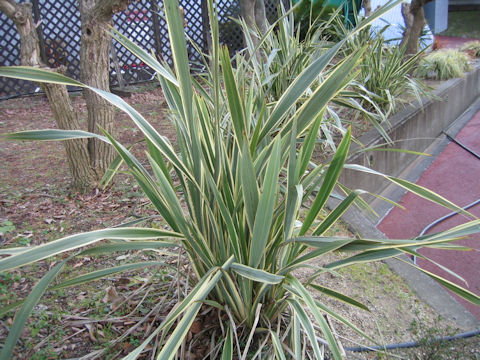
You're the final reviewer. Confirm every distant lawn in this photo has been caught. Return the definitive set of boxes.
[439,11,480,39]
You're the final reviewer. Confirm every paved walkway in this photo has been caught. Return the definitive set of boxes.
[434,35,480,50]
[378,109,480,320]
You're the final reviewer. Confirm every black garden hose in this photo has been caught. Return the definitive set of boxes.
[346,131,480,354]
[413,131,480,264]
[345,328,480,352]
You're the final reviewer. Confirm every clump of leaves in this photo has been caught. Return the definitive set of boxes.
[236,4,389,146]
[1,0,480,359]
[415,49,472,80]
[357,36,427,116]
[339,24,430,120]
[460,40,480,58]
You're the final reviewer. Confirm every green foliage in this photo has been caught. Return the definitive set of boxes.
[0,220,15,236]
[236,4,389,146]
[340,26,430,122]
[357,36,427,116]
[293,0,361,37]
[415,49,472,80]
[1,0,480,358]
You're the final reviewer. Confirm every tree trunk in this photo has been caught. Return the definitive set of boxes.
[400,0,433,55]
[239,0,267,57]
[254,0,267,35]
[1,0,132,192]
[0,0,96,192]
[363,0,372,17]
[79,0,118,179]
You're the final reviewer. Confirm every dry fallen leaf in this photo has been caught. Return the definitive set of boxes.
[116,277,130,286]
[189,320,202,334]
[84,323,97,342]
[102,286,124,309]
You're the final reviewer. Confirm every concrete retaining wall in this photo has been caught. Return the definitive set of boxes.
[339,62,480,199]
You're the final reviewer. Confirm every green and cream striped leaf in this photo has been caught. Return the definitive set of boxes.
[300,128,351,235]
[110,28,178,86]
[287,276,342,360]
[231,263,284,284]
[221,326,234,360]
[50,261,166,290]
[400,258,480,305]
[287,298,324,359]
[0,261,66,360]
[345,164,476,218]
[0,228,181,272]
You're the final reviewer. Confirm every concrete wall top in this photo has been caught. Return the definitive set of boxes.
[338,61,480,200]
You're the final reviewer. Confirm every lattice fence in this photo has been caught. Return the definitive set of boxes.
[0,0,287,98]
[0,7,37,97]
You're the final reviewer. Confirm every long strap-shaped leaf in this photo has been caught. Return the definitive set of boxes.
[259,0,403,143]
[2,129,94,141]
[0,261,66,360]
[80,240,177,256]
[221,46,247,144]
[285,49,364,138]
[0,228,181,272]
[312,190,365,236]
[110,28,178,86]
[286,276,342,360]
[286,298,324,359]
[121,257,233,360]
[164,0,194,130]
[345,164,478,218]
[231,263,284,284]
[155,256,234,360]
[240,141,260,234]
[221,326,234,360]
[0,67,195,184]
[399,258,480,306]
[50,261,165,290]
[249,138,281,268]
[299,127,352,235]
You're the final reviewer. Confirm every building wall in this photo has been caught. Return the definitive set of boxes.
[424,0,449,34]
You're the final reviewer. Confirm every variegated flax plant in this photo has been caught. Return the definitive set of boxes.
[1,0,479,359]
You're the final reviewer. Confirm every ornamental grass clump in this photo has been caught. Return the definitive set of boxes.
[1,0,480,359]
[415,49,472,80]
[355,35,428,117]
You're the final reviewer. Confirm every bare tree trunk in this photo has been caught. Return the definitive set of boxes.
[239,0,267,57]
[1,0,132,192]
[79,0,128,179]
[400,0,433,55]
[0,0,96,192]
[363,0,372,17]
[254,0,267,34]
[240,0,257,44]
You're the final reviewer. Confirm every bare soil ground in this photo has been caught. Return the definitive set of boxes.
[0,87,478,359]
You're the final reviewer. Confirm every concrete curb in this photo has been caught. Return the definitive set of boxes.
[327,195,480,330]
[373,96,480,223]
[327,95,480,330]
[338,61,480,203]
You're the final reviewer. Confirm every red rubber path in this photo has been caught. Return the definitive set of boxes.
[378,110,480,320]
[434,35,480,50]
